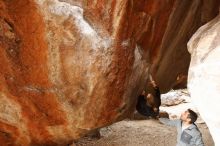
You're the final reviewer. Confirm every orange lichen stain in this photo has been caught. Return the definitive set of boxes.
[0,0,67,144]
[84,0,117,35]
[5,0,51,87]
[19,89,66,126]
[0,121,19,146]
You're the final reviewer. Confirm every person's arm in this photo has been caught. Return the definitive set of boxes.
[194,134,205,146]
[159,118,179,127]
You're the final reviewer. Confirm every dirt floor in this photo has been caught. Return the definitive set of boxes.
[75,119,214,146]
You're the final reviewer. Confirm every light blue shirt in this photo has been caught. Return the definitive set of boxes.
[159,118,204,146]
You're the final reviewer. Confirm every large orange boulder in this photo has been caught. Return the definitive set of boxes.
[0,0,219,145]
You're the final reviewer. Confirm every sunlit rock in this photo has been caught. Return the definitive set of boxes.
[188,13,220,146]
[161,89,189,106]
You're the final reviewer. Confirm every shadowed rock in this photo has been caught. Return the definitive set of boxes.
[0,0,219,145]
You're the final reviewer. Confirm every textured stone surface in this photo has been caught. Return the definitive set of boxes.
[0,0,219,145]
[151,0,220,92]
[188,14,220,146]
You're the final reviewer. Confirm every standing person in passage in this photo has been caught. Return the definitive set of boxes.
[159,109,204,146]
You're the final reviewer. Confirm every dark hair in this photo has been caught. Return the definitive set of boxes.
[187,109,198,123]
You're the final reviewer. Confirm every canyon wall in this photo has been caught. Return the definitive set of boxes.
[188,13,220,146]
[0,0,219,145]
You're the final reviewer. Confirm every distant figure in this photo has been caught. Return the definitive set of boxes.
[159,109,204,146]
[136,80,161,118]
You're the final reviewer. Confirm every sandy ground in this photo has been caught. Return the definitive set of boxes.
[75,119,214,146]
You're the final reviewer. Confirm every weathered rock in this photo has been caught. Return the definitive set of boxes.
[161,89,190,106]
[151,0,220,92]
[188,13,220,146]
[0,0,219,145]
[0,0,151,145]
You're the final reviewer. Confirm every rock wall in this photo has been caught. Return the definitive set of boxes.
[151,0,220,92]
[188,13,220,146]
[0,0,219,145]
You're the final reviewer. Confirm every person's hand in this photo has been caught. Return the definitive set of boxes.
[141,90,146,95]
[150,81,157,87]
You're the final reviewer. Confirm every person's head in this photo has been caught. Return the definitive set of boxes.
[180,109,198,124]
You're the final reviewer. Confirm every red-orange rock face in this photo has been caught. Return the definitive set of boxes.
[0,0,219,145]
